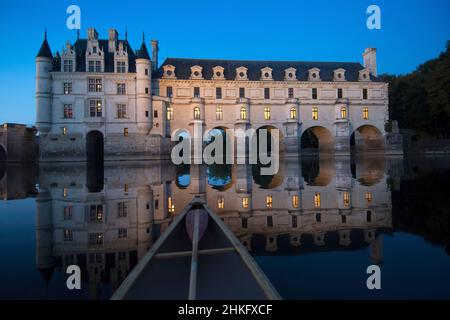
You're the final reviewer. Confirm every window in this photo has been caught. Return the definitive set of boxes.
[264,107,271,120]
[217,196,224,209]
[145,87,149,94]
[242,197,249,208]
[153,110,158,118]
[242,218,248,229]
[338,88,343,99]
[267,216,273,227]
[366,211,372,223]
[194,87,200,98]
[240,107,247,120]
[64,229,73,241]
[117,83,126,95]
[168,196,175,213]
[118,202,128,217]
[343,192,350,207]
[193,107,201,120]
[363,88,368,100]
[89,232,104,246]
[316,213,321,222]
[63,59,73,72]
[88,78,102,92]
[89,205,103,222]
[124,184,129,193]
[63,188,68,198]
[62,127,68,135]
[340,107,347,119]
[63,206,73,220]
[363,107,369,120]
[63,104,73,119]
[290,107,297,120]
[118,228,127,239]
[166,106,173,120]
[89,100,102,117]
[266,195,273,208]
[216,87,222,99]
[239,87,245,98]
[312,107,318,120]
[88,60,102,72]
[314,193,321,208]
[216,107,223,120]
[264,88,270,99]
[118,252,127,261]
[116,61,126,73]
[341,215,347,224]
[117,104,127,119]
[166,86,173,98]
[288,88,294,99]
[365,192,372,204]
[145,69,149,76]
[292,195,299,208]
[292,215,298,228]
[123,128,129,137]
[312,88,318,99]
[64,82,72,95]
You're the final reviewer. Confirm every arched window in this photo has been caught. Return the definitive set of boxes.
[290,107,297,120]
[264,107,271,120]
[240,107,247,120]
[166,106,173,120]
[363,107,369,120]
[312,107,318,120]
[216,107,223,120]
[340,106,347,119]
[193,107,201,120]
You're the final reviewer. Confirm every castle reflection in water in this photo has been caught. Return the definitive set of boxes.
[0,156,403,299]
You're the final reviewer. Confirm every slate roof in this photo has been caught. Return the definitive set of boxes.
[136,41,150,60]
[36,38,53,59]
[155,57,381,82]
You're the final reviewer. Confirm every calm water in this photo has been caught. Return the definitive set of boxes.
[0,155,449,300]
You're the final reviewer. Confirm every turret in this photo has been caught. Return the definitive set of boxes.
[363,48,377,77]
[135,33,152,133]
[35,30,53,135]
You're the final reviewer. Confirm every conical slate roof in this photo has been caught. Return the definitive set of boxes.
[37,38,53,59]
[136,41,150,60]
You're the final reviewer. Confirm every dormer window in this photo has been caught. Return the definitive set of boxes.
[212,66,225,80]
[63,59,73,72]
[261,67,273,80]
[359,68,371,81]
[284,68,297,81]
[190,65,203,79]
[61,41,76,72]
[162,65,176,79]
[114,42,128,73]
[334,68,346,81]
[308,68,321,81]
[236,67,248,80]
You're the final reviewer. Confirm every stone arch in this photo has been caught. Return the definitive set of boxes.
[301,126,334,154]
[204,126,230,162]
[0,144,6,162]
[351,125,384,153]
[86,131,104,162]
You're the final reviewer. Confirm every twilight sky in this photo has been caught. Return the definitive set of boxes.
[0,0,449,124]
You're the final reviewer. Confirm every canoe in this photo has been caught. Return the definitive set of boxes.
[111,198,281,300]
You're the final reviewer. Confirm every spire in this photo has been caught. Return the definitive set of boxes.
[125,27,128,41]
[142,31,145,42]
[37,28,53,59]
[137,32,150,60]
[77,29,80,40]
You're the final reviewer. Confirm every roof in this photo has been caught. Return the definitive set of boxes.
[36,39,53,59]
[136,41,150,60]
[154,57,381,82]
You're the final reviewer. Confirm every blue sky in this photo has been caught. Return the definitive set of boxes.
[0,0,449,124]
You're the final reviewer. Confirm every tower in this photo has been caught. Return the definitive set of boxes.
[135,34,152,133]
[35,30,53,135]
[363,48,377,77]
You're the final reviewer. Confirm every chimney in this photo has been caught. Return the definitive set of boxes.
[108,28,118,53]
[151,40,159,72]
[87,28,99,41]
[363,48,377,77]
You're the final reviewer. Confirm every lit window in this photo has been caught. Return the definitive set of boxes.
[166,86,173,98]
[312,107,318,120]
[314,193,321,208]
[365,192,372,204]
[64,229,73,241]
[292,195,299,208]
[63,59,73,72]
[63,82,72,95]
[166,106,173,120]
[193,107,201,120]
[88,78,102,92]
[89,232,104,246]
[117,104,127,119]
[288,88,294,99]
[242,197,249,208]
[116,61,126,73]
[266,195,273,208]
[216,107,223,120]
[290,107,297,120]
[62,127,68,135]
[340,107,347,119]
[89,100,102,117]
[217,196,224,209]
[123,128,129,137]
[343,192,350,207]
[312,88,318,99]
[63,104,73,119]
[117,83,126,95]
[89,205,103,222]
[363,107,369,120]
[118,202,128,217]
[240,107,247,120]
[168,196,175,213]
[63,188,68,198]
[264,107,271,120]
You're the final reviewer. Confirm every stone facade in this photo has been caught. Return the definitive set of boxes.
[0,123,37,162]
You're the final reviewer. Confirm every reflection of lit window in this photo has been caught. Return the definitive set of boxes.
[63,188,68,198]
[365,192,372,204]
[340,107,347,119]
[118,228,127,239]
[63,206,72,220]
[264,107,271,120]
[292,195,299,208]
[123,128,128,137]
[266,195,273,208]
[124,184,129,193]
[314,193,321,208]
[193,107,201,120]
[240,107,247,120]
[62,127,68,135]
[242,197,249,208]
[341,215,347,224]
[363,107,369,120]
[343,191,350,207]
[89,232,104,246]
[242,218,248,228]
[89,205,103,222]
[290,107,297,120]
[168,196,175,213]
[64,229,73,241]
[216,107,223,120]
[166,106,173,120]
[217,196,224,209]
[312,107,318,120]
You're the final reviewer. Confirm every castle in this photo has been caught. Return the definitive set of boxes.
[35,28,402,162]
